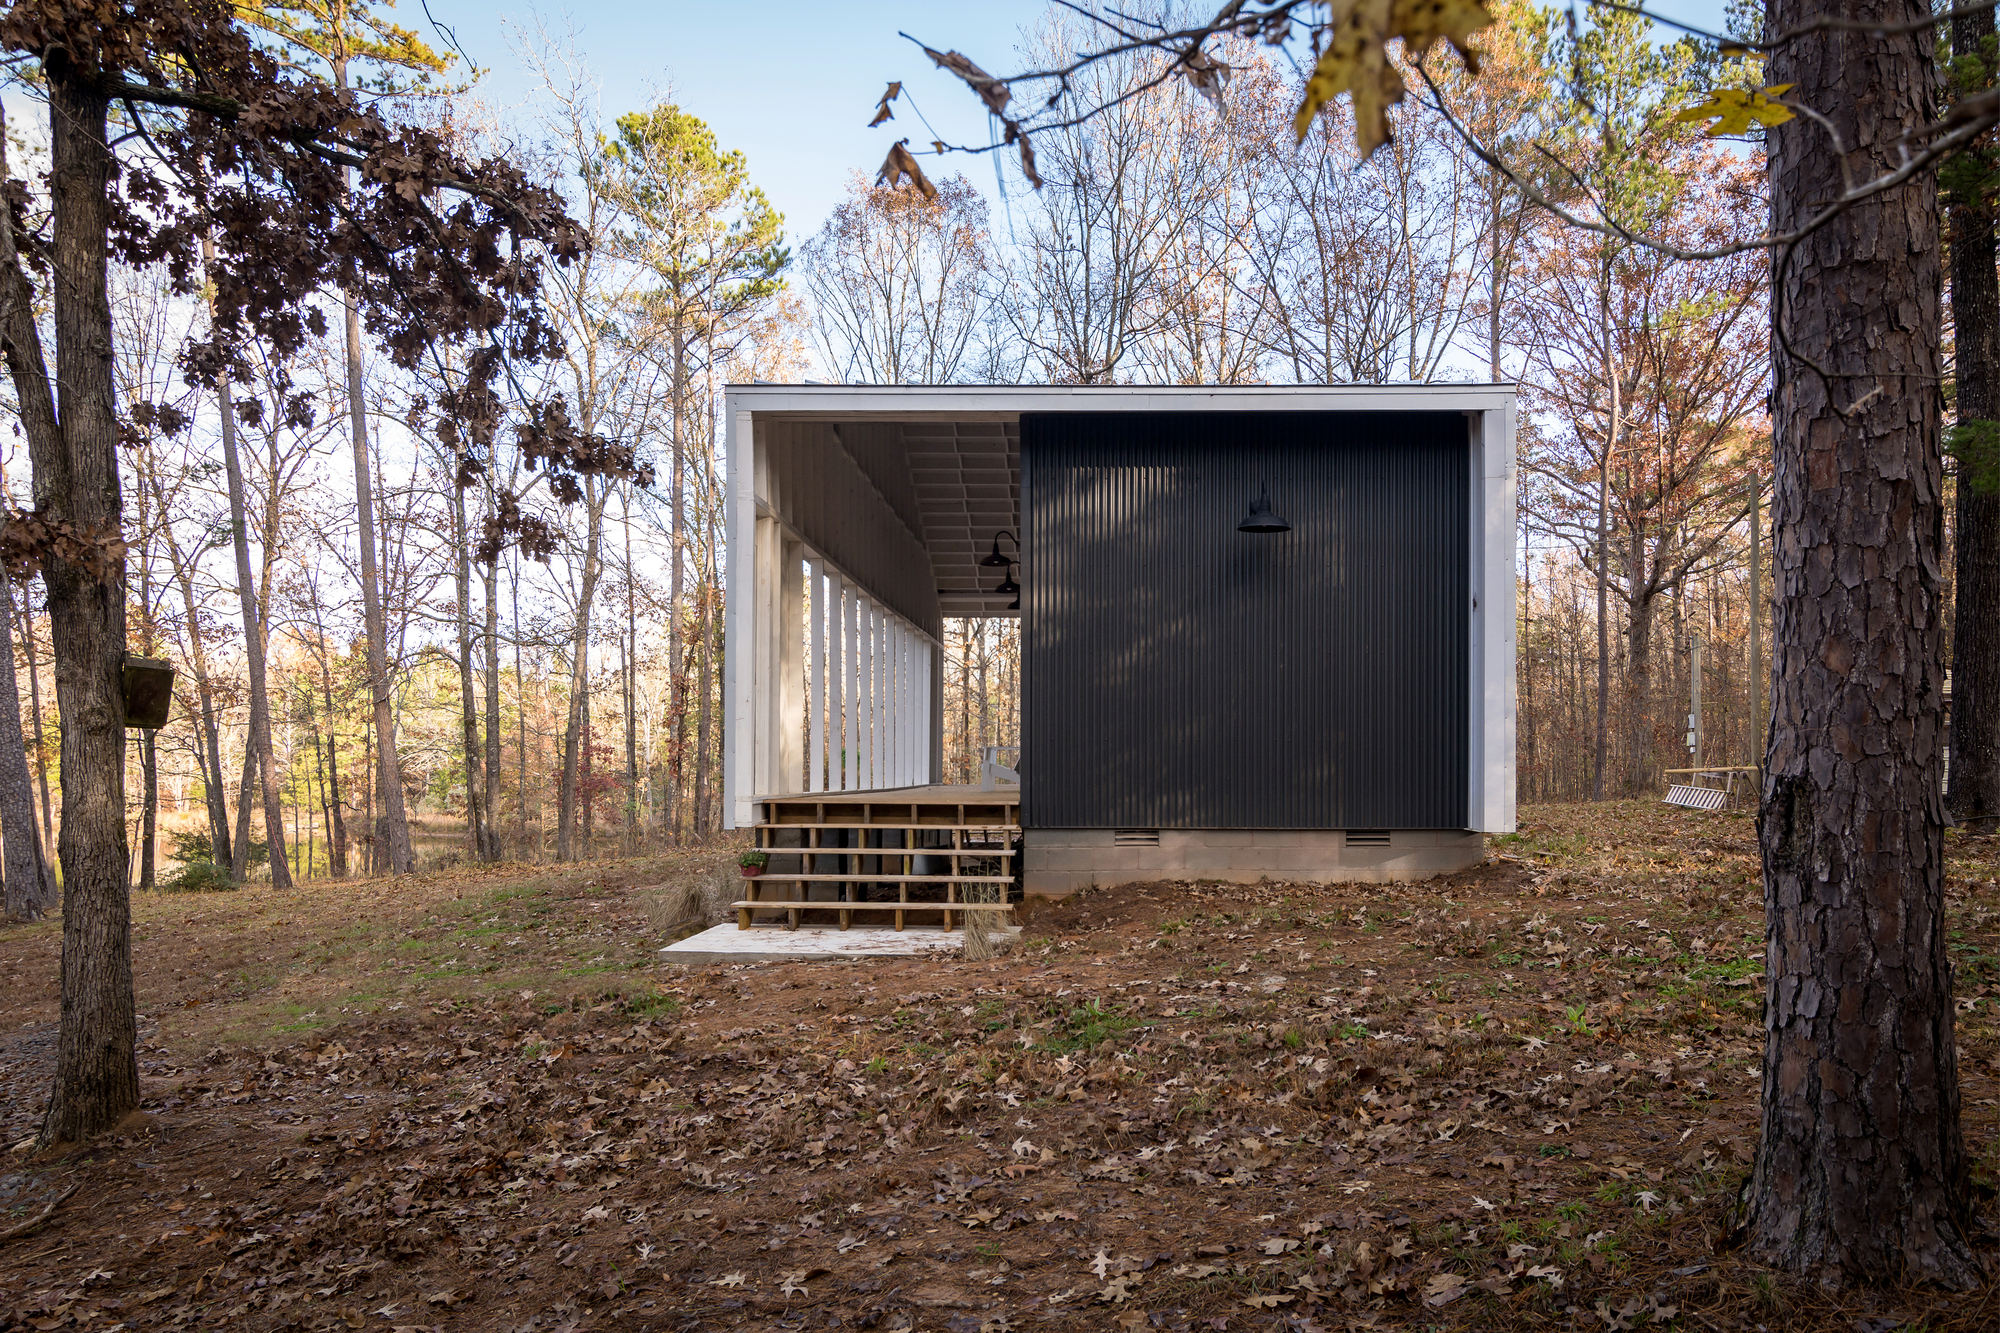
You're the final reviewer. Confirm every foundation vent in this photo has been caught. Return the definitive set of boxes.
[1346,830,1392,848]
[1114,829,1161,847]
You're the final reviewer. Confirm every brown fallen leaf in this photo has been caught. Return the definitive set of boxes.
[1424,1273,1469,1306]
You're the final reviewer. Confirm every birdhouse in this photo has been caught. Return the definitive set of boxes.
[123,654,175,730]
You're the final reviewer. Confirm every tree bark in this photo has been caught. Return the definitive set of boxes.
[1738,0,1978,1285]
[1592,255,1617,801]
[1947,4,2000,832]
[138,731,156,892]
[450,477,495,861]
[163,516,232,868]
[211,299,291,888]
[0,574,53,920]
[483,476,502,856]
[557,476,605,862]
[21,597,54,847]
[22,66,138,1145]
[317,648,347,878]
[669,317,686,844]
[346,307,411,874]
[623,487,638,855]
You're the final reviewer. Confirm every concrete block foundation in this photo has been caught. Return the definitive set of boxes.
[1023,828,1485,896]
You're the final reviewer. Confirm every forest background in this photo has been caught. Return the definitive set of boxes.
[0,0,1803,896]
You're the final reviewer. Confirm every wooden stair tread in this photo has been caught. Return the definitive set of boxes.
[746,874,1011,883]
[757,852,1016,858]
[754,824,1019,834]
[732,899,1012,910]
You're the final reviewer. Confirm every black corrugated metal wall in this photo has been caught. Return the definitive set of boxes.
[1021,411,1469,830]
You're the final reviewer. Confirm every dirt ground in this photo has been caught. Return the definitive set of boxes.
[2,803,1999,1332]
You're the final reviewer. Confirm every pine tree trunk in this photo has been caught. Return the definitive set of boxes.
[24,67,137,1146]
[0,574,52,920]
[213,335,291,888]
[1738,0,1978,1285]
[669,321,686,844]
[1592,260,1617,801]
[694,574,714,839]
[1948,4,2000,832]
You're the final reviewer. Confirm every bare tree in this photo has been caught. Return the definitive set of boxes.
[803,173,993,384]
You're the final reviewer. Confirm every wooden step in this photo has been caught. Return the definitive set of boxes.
[734,899,1013,931]
[744,868,1008,876]
[757,846,1013,855]
[756,816,1024,824]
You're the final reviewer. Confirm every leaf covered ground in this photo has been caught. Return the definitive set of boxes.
[2,802,2000,1332]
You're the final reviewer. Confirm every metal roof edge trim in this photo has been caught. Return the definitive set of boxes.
[724,383,1517,417]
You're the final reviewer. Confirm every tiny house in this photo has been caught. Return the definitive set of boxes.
[723,384,1514,905]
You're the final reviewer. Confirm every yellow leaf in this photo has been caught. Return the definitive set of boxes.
[1673,85,1795,136]
[1394,0,1496,72]
[1294,0,1494,158]
[1294,0,1401,156]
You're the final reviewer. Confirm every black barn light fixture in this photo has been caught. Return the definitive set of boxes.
[984,529,1022,609]
[1238,482,1290,534]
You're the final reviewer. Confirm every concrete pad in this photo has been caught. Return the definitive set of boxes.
[659,923,1009,965]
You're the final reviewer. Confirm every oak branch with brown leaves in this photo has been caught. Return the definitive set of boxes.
[0,0,642,1148]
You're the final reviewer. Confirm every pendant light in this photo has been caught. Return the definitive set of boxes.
[1238,482,1290,534]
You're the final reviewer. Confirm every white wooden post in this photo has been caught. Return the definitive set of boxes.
[808,557,825,792]
[778,539,804,793]
[872,606,888,788]
[888,621,904,786]
[899,625,914,786]
[724,406,755,827]
[843,586,860,790]
[751,515,776,799]
[856,598,873,789]
[829,571,846,790]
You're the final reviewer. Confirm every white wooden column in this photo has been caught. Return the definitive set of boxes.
[808,558,826,792]
[898,626,914,786]
[856,598,874,789]
[778,539,804,793]
[887,621,903,786]
[724,407,755,827]
[872,607,888,788]
[751,515,778,799]
[842,582,859,790]
[918,637,933,784]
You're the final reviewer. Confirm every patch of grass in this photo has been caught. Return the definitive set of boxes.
[1032,999,1144,1052]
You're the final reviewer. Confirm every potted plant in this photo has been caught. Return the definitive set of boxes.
[739,849,769,878]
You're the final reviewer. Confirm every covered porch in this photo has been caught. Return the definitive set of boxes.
[723,384,1517,903]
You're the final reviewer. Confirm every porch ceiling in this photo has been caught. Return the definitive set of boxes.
[901,419,1021,618]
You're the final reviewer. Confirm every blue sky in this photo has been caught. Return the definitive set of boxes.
[419,0,1737,252]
